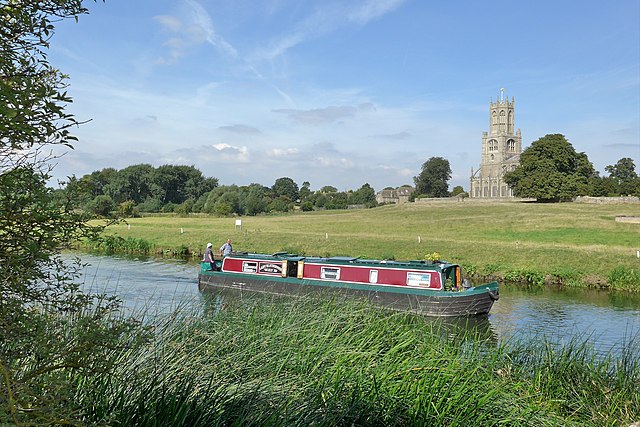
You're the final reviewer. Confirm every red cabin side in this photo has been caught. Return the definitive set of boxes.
[303,262,442,290]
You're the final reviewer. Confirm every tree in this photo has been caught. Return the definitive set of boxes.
[414,157,452,197]
[605,158,639,196]
[0,2,144,423]
[320,185,338,193]
[87,194,115,217]
[451,186,468,198]
[299,181,312,202]
[348,183,377,207]
[272,177,299,202]
[504,134,597,202]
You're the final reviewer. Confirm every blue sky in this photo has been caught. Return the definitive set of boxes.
[49,0,639,191]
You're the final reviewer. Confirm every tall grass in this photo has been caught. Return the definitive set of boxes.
[88,201,640,290]
[73,293,639,426]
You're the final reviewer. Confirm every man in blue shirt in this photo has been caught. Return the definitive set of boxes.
[220,239,233,257]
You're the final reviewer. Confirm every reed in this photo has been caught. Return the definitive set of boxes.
[73,293,639,426]
[87,201,640,290]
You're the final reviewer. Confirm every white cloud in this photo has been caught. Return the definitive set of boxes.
[153,0,237,64]
[348,0,407,25]
[268,148,300,157]
[154,15,182,32]
[185,0,238,57]
[251,0,406,61]
[212,143,251,163]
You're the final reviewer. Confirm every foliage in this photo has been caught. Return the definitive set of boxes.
[74,164,218,208]
[608,266,640,291]
[86,194,115,217]
[348,182,377,207]
[0,2,149,424]
[272,176,299,201]
[267,196,294,213]
[118,200,136,218]
[72,296,640,426]
[450,185,467,197]
[299,180,312,202]
[425,251,442,261]
[89,235,153,255]
[504,134,597,202]
[67,168,382,216]
[414,156,451,197]
[605,157,640,196]
[503,269,545,286]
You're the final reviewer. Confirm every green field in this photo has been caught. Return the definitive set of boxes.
[94,200,640,290]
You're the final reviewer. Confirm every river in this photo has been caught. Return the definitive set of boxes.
[75,254,640,356]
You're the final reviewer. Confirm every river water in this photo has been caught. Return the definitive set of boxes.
[75,254,640,356]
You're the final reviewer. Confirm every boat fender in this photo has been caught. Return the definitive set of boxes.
[488,290,500,301]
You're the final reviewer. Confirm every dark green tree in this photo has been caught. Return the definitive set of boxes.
[87,194,115,217]
[414,157,451,197]
[605,157,639,196]
[103,164,154,204]
[272,177,299,202]
[299,181,312,202]
[320,185,338,193]
[451,185,468,197]
[268,195,294,212]
[504,134,597,202]
[348,183,377,207]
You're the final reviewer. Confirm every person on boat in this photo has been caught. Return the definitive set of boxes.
[220,239,233,257]
[203,242,216,271]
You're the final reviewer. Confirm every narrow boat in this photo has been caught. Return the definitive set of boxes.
[198,252,499,317]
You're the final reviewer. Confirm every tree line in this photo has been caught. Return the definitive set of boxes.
[63,165,378,217]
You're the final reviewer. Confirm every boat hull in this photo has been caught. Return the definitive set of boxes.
[198,271,499,317]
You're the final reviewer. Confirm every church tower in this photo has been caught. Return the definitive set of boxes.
[470,89,522,198]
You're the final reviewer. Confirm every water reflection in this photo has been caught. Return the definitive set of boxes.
[490,284,640,356]
[74,253,200,318]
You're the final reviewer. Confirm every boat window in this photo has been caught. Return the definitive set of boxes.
[242,261,258,273]
[369,270,378,284]
[321,267,340,280]
[406,272,431,287]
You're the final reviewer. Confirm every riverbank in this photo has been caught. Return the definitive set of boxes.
[84,200,640,291]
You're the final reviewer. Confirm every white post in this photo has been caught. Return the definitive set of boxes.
[637,250,639,258]
[180,227,184,234]
[127,224,131,230]
[418,236,421,243]
[325,233,328,240]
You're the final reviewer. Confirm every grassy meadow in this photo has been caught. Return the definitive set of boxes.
[92,200,640,290]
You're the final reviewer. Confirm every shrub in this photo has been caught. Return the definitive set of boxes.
[504,269,545,286]
[608,266,640,291]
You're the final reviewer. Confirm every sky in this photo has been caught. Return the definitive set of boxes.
[48,0,640,192]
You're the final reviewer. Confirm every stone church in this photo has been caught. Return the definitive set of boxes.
[469,91,522,198]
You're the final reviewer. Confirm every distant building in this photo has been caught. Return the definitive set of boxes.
[470,90,522,198]
[375,186,414,204]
